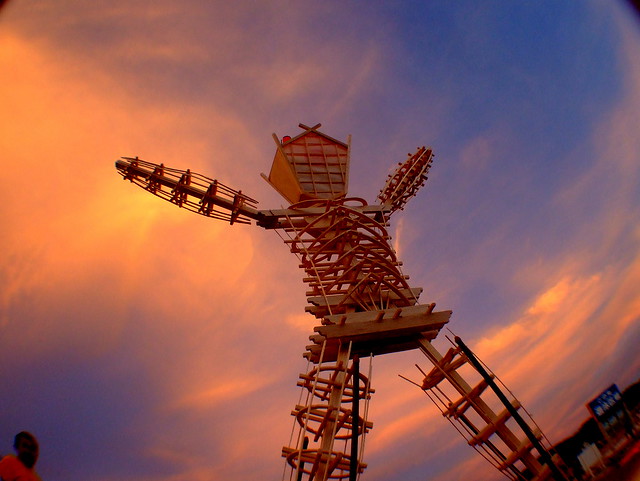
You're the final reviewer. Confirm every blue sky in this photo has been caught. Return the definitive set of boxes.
[1,1,639,480]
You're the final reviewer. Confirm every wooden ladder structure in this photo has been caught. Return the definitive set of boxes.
[411,336,567,481]
[114,123,568,481]
[282,343,373,481]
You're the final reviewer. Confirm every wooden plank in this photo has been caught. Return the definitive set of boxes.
[304,330,440,363]
[323,303,436,325]
[314,310,450,344]
[469,400,521,446]
[422,346,465,390]
[257,204,391,218]
[497,432,540,470]
[258,211,390,230]
[307,287,423,308]
[265,141,303,204]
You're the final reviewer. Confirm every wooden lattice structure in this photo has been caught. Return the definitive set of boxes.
[405,337,566,481]
[262,124,350,203]
[114,123,568,481]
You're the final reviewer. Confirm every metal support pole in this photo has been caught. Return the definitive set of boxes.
[454,336,568,481]
[349,355,360,481]
[297,437,309,481]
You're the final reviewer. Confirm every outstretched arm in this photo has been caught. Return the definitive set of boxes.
[115,157,261,225]
[378,146,433,214]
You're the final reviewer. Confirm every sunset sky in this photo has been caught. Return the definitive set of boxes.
[1,2,640,480]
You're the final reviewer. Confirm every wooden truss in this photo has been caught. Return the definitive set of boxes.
[378,146,433,213]
[263,123,350,204]
[114,124,566,481]
[405,337,568,481]
[115,157,260,224]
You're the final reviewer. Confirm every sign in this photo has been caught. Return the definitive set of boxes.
[588,384,622,420]
[587,383,633,442]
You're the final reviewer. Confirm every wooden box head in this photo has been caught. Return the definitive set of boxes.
[262,123,350,204]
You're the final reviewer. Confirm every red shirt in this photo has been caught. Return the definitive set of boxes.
[0,455,42,481]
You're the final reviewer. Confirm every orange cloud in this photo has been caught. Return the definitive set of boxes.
[170,375,275,411]
[0,31,300,473]
[2,5,639,481]
[0,31,264,360]
[460,14,640,439]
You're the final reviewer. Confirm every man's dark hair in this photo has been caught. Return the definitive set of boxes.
[13,431,37,449]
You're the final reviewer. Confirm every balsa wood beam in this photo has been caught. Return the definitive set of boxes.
[323,303,436,325]
[304,329,441,363]
[315,309,451,344]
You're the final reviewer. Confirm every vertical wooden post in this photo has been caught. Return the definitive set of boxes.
[349,355,360,481]
[316,343,351,481]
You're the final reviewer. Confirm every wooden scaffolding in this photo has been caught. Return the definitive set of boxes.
[114,123,567,481]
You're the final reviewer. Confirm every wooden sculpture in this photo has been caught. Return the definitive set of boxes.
[115,123,567,481]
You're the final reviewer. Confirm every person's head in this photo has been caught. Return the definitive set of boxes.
[13,431,38,469]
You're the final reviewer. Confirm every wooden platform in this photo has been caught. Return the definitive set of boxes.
[304,304,451,363]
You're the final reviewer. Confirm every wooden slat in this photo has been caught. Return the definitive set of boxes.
[305,287,423,318]
[469,400,521,446]
[497,430,541,470]
[304,330,440,363]
[315,309,450,344]
[421,347,466,390]
[323,303,436,325]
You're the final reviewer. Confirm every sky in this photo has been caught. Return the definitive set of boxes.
[1,1,639,480]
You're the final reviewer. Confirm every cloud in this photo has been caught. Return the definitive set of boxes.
[553,9,640,257]
[458,133,495,172]
[169,375,275,411]
[285,312,317,332]
[1,4,639,481]
[0,30,259,352]
[373,12,640,477]
[0,26,300,481]
[467,20,640,432]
